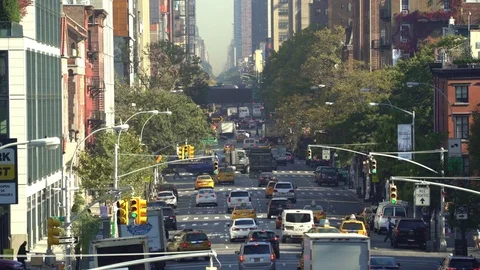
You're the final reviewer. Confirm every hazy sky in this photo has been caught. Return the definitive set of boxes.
[196,0,233,76]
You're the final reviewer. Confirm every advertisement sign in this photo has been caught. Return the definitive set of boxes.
[0,138,18,204]
[397,124,412,160]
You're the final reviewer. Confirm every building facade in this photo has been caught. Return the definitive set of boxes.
[150,0,170,43]
[271,0,291,51]
[0,0,64,251]
[293,0,312,33]
[137,0,151,76]
[251,0,268,51]
[234,0,252,60]
[113,0,137,85]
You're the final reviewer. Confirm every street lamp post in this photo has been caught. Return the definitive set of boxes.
[407,81,453,252]
[0,137,61,151]
[139,114,157,144]
[369,102,416,154]
[64,124,129,270]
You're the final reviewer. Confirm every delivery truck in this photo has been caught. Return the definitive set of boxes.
[219,121,235,138]
[92,236,150,270]
[299,233,370,270]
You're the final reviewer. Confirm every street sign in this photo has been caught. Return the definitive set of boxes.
[322,149,330,160]
[58,236,78,244]
[455,205,468,220]
[448,138,462,157]
[415,186,430,206]
[0,138,18,205]
[371,174,379,183]
[201,137,218,145]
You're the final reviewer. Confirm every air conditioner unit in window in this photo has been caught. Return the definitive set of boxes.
[400,38,408,43]
[401,10,409,15]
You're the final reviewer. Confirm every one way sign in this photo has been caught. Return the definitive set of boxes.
[415,186,430,206]
[448,139,462,157]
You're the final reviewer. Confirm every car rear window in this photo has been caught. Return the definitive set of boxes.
[449,259,479,268]
[275,183,292,189]
[147,201,167,209]
[231,191,249,197]
[157,191,174,197]
[383,207,394,216]
[286,213,311,223]
[399,220,425,229]
[162,208,174,216]
[235,219,255,226]
[186,233,208,241]
[267,182,276,187]
[243,244,270,254]
[235,204,253,210]
[342,223,364,230]
[394,207,407,217]
[198,176,211,180]
[222,167,234,173]
[199,189,214,194]
[271,200,288,207]
[304,205,323,211]
[260,173,273,178]
[252,231,275,239]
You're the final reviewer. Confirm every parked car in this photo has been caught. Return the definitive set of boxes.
[438,255,479,270]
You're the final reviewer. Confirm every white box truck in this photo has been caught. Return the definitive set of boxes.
[219,121,235,138]
[300,233,370,270]
[92,236,150,269]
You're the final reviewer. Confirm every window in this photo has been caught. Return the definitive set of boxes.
[278,20,289,29]
[455,115,469,139]
[400,24,410,42]
[286,213,311,222]
[279,8,288,15]
[325,9,328,15]
[348,3,352,11]
[394,207,406,217]
[234,219,255,226]
[401,0,409,11]
[455,85,469,103]
[315,8,322,14]
[279,34,288,41]
[443,0,450,10]
[341,4,344,9]
[279,0,288,3]
[243,244,270,254]
[231,191,249,197]
[463,156,470,175]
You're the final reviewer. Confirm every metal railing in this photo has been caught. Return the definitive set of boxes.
[0,21,23,37]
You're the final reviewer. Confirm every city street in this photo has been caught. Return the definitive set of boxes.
[162,152,449,270]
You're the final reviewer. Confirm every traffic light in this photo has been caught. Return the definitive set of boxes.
[130,197,140,221]
[47,217,62,248]
[213,160,219,175]
[183,145,189,160]
[307,148,312,160]
[389,184,398,204]
[116,199,129,225]
[156,155,163,163]
[371,158,377,174]
[177,146,183,159]
[188,145,195,159]
[137,198,148,225]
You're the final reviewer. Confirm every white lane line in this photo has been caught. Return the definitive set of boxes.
[214,223,219,225]
[203,223,208,226]
[335,193,340,196]
[182,217,189,221]
[224,215,230,218]
[192,224,197,227]
[204,217,209,220]
[327,193,331,196]
[225,246,229,249]
[215,216,220,219]
[194,217,199,220]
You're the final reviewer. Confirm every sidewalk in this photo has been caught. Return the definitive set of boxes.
[24,239,65,269]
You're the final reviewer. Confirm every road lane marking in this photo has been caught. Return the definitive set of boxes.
[204,217,209,219]
[192,224,197,226]
[182,217,189,221]
[194,217,199,220]
[215,216,220,219]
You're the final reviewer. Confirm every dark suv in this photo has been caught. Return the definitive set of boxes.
[266,198,292,219]
[315,167,339,186]
[157,183,179,198]
[390,218,427,249]
[258,172,277,187]
[438,255,480,269]
[246,230,280,258]
[162,207,178,230]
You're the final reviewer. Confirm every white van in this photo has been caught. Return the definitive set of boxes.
[243,138,257,149]
[239,107,250,118]
[280,209,314,243]
[373,201,408,234]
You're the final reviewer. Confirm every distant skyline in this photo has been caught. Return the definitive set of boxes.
[196,0,233,76]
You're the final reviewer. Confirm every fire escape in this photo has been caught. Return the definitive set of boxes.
[87,41,106,130]
[372,0,393,67]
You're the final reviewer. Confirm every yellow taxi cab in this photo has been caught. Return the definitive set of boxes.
[166,229,211,252]
[344,215,370,236]
[231,203,256,220]
[265,180,278,198]
[339,219,368,236]
[303,203,326,222]
[214,167,235,185]
[195,175,214,190]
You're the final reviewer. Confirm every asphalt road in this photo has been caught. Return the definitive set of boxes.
[161,140,449,270]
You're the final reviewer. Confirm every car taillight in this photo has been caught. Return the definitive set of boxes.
[169,216,175,219]
[249,197,252,202]
[312,224,315,228]
[395,229,399,237]
[274,189,278,192]
[228,197,231,202]
[289,189,294,192]
[270,253,275,261]
[232,227,239,231]
[274,236,278,241]
[232,211,237,215]
[249,237,254,241]
[446,268,456,270]
[207,241,211,247]
[182,243,187,248]
[239,255,245,262]
[212,194,216,197]
[282,224,285,231]
[250,227,258,230]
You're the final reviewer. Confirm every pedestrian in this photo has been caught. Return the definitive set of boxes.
[17,241,28,269]
[173,168,180,180]
[384,217,394,242]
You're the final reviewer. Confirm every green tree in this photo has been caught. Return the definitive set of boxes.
[74,131,152,196]
[469,111,480,173]
[0,0,20,23]
[114,84,214,155]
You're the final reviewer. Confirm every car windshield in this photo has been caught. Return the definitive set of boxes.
[157,192,173,197]
[304,205,323,211]
[235,219,255,226]
[186,233,208,242]
[322,169,336,175]
[252,231,275,239]
[231,191,249,197]
[275,183,292,189]
[286,213,311,223]
[235,204,253,210]
[243,244,270,254]
[342,223,364,230]
[371,257,397,266]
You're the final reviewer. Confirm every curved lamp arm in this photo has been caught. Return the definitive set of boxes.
[139,114,157,144]
[117,110,160,145]
[0,137,61,151]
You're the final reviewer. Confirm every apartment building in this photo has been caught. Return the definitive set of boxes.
[0,0,64,251]
[271,0,291,51]
[234,0,252,60]
[252,0,268,51]
[113,0,137,85]
[150,0,170,43]
[137,0,151,75]
[310,0,352,29]
[293,0,312,33]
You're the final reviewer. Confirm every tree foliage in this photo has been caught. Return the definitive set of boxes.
[0,0,21,23]
[114,84,214,155]
[75,131,152,196]
[18,0,31,19]
[137,41,209,103]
